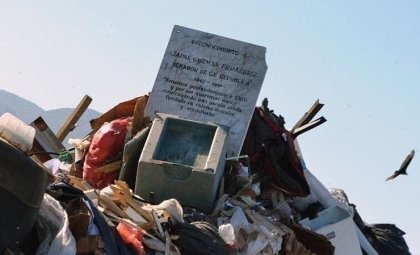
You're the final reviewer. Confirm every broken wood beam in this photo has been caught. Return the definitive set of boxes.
[110,182,153,222]
[131,95,149,136]
[99,194,128,218]
[291,99,324,132]
[95,160,122,174]
[292,116,327,138]
[56,95,92,142]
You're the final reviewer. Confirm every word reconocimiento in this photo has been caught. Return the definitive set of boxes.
[191,40,239,56]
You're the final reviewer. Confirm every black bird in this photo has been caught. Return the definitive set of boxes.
[386,150,415,181]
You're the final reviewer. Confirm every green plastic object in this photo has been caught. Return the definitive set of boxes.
[59,150,73,164]
[119,125,151,190]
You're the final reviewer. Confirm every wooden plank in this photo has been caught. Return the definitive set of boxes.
[124,206,148,224]
[94,160,122,174]
[99,194,128,218]
[152,210,165,239]
[110,182,153,222]
[292,117,327,138]
[291,99,324,132]
[131,95,149,135]
[56,95,92,142]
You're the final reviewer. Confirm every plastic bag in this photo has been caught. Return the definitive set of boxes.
[151,198,184,224]
[229,207,252,236]
[83,118,129,188]
[36,194,76,255]
[241,225,282,255]
[219,223,235,243]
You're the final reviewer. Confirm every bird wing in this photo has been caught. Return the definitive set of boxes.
[398,149,415,173]
[386,171,399,181]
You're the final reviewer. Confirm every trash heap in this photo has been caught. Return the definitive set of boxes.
[0,93,412,255]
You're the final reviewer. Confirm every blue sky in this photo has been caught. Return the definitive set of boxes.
[1,1,419,253]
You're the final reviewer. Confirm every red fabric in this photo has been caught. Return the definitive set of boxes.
[257,108,282,135]
[257,108,305,179]
[243,107,310,196]
[116,221,145,255]
[83,118,128,189]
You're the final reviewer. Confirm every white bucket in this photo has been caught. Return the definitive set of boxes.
[0,113,35,152]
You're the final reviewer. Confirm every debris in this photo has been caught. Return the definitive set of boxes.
[30,116,66,163]
[0,138,48,252]
[118,125,151,189]
[36,193,77,254]
[292,116,327,138]
[218,223,235,243]
[241,99,310,197]
[116,221,146,255]
[2,92,413,255]
[0,112,35,152]
[288,223,335,255]
[131,95,150,136]
[300,205,364,255]
[68,138,90,162]
[94,160,122,174]
[83,118,130,189]
[365,224,411,255]
[135,113,228,213]
[56,95,92,142]
[90,96,141,132]
[0,25,412,255]
[170,221,229,255]
[291,99,325,133]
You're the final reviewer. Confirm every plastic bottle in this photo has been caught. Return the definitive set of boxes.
[0,112,35,152]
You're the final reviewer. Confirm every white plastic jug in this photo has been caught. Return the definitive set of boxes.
[0,113,35,152]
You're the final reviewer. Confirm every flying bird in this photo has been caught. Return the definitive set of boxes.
[386,150,415,181]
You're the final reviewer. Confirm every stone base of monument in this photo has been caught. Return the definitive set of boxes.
[135,113,228,213]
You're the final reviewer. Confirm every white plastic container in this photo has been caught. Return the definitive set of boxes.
[0,113,35,152]
[300,205,363,255]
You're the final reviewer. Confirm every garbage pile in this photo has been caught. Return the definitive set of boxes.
[0,95,411,255]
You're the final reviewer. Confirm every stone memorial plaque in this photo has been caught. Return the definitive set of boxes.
[145,25,267,156]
